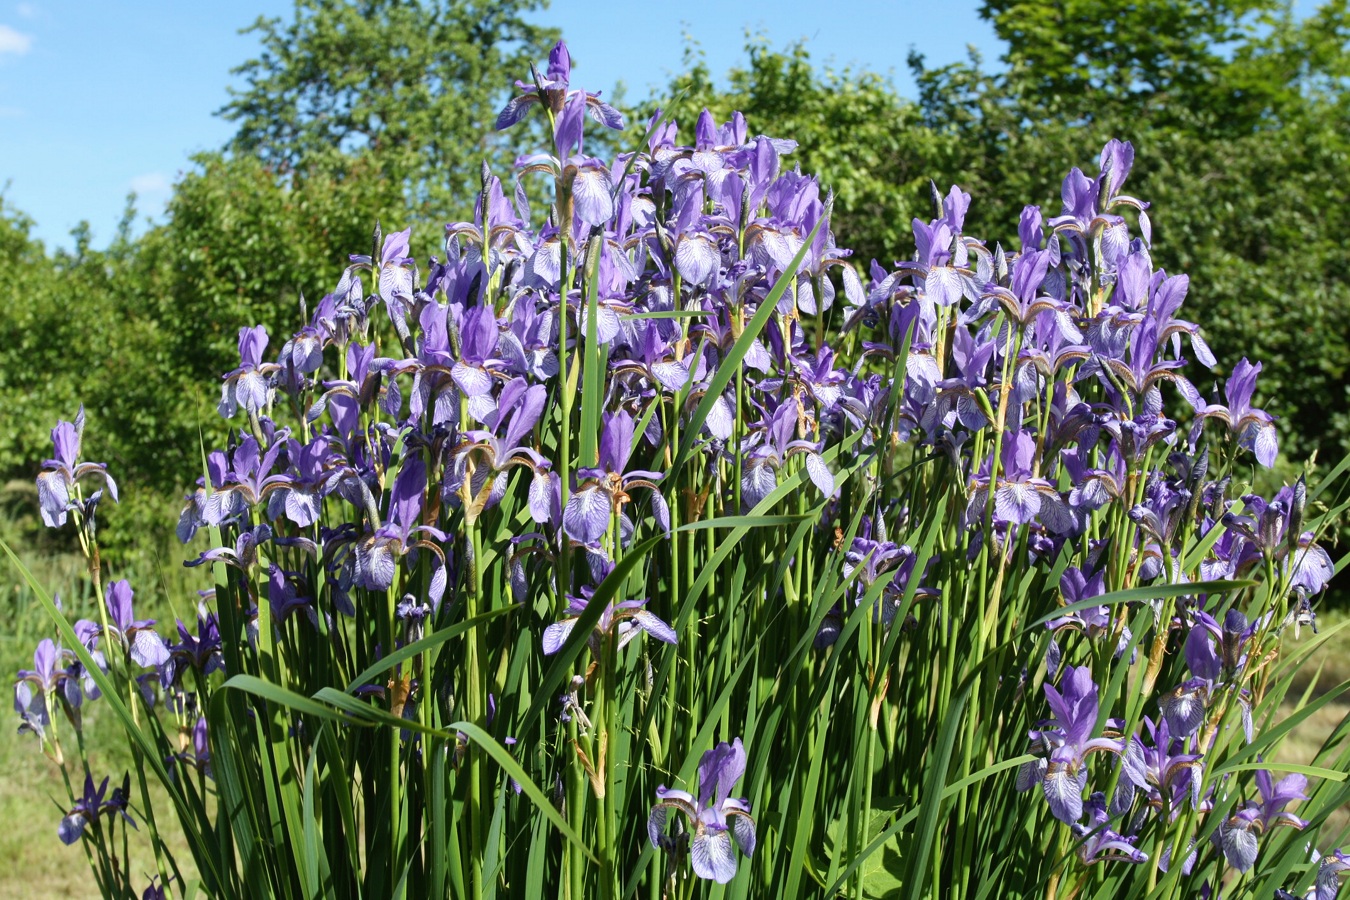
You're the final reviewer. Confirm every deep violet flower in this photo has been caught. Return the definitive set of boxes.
[351,455,447,604]
[173,716,212,779]
[966,430,1072,534]
[1309,850,1350,900]
[1017,665,1130,824]
[739,402,834,511]
[649,738,756,883]
[1073,792,1148,865]
[448,377,551,522]
[58,773,136,845]
[495,39,624,134]
[14,638,100,741]
[1180,357,1278,467]
[1216,768,1309,872]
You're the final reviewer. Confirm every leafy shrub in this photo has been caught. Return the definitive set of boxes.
[9,40,1350,899]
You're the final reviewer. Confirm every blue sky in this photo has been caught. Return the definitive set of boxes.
[0,1,1002,249]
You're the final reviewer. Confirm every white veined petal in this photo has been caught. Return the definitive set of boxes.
[691,829,738,883]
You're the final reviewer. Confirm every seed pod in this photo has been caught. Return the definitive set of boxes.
[1287,474,1307,554]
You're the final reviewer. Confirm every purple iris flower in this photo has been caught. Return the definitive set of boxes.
[513,82,624,233]
[172,615,224,677]
[397,595,434,643]
[1140,269,1216,368]
[187,524,318,575]
[966,431,1072,534]
[1163,609,1263,742]
[309,341,407,426]
[196,434,287,528]
[905,210,971,308]
[673,226,723,289]
[1073,792,1148,865]
[1162,612,1225,739]
[1179,357,1278,467]
[277,321,326,380]
[351,456,447,604]
[788,346,849,413]
[452,304,509,422]
[934,324,996,431]
[817,532,938,648]
[266,435,336,528]
[610,320,690,395]
[1310,849,1350,900]
[499,294,559,381]
[443,170,529,284]
[1221,488,1334,598]
[14,638,99,740]
[1048,139,1138,256]
[1045,566,1133,672]
[739,402,834,511]
[35,407,118,529]
[540,585,676,656]
[586,230,640,306]
[982,249,1079,335]
[563,410,669,544]
[59,773,136,845]
[1017,666,1129,824]
[448,377,551,523]
[343,226,416,306]
[1216,768,1309,872]
[219,325,279,418]
[173,716,212,780]
[648,738,756,883]
[495,40,624,134]
[78,581,170,670]
[1137,716,1204,815]
[1096,315,1187,408]
[268,565,316,626]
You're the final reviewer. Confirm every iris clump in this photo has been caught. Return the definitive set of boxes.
[9,38,1350,900]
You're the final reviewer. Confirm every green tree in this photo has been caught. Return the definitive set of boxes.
[0,196,186,555]
[219,0,558,218]
[134,151,413,387]
[905,0,1350,460]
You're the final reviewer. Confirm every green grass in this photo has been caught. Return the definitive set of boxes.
[0,507,201,898]
[3,513,1348,896]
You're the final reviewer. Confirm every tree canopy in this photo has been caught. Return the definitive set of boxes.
[219,0,558,216]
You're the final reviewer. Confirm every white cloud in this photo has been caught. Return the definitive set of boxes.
[129,172,172,213]
[130,172,171,195]
[0,24,32,55]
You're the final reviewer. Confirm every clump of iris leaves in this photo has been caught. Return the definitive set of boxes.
[10,39,1350,900]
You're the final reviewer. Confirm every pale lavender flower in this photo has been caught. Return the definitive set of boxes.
[649,738,756,883]
[541,586,676,656]
[219,325,278,418]
[35,407,118,528]
[80,581,170,670]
